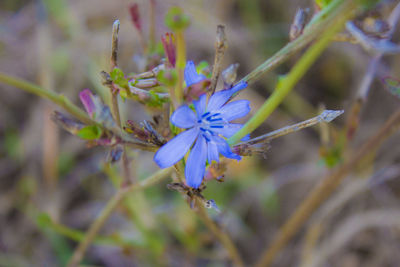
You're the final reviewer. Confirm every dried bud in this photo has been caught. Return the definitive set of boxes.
[221,63,239,88]
[167,183,188,193]
[108,145,123,163]
[363,18,390,36]
[124,120,165,146]
[184,79,211,102]
[289,8,308,41]
[124,120,151,140]
[204,162,227,181]
[161,33,176,67]
[233,142,270,158]
[130,78,159,89]
[129,4,142,32]
[51,111,84,135]
[215,25,227,50]
[346,21,400,54]
[142,120,166,146]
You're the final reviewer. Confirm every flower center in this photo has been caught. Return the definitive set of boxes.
[197,112,226,139]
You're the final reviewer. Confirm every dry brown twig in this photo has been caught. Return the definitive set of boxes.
[209,25,227,95]
[255,108,400,267]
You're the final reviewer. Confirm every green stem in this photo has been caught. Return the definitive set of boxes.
[228,6,354,145]
[67,167,173,267]
[49,220,143,248]
[0,72,92,125]
[239,0,348,86]
[174,30,186,106]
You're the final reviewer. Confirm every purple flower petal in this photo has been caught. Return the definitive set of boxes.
[212,135,241,161]
[79,89,95,117]
[207,138,219,164]
[207,81,247,111]
[184,61,206,87]
[219,99,250,121]
[154,128,199,168]
[171,105,197,128]
[185,135,207,188]
[241,134,251,141]
[211,123,242,138]
[193,94,207,119]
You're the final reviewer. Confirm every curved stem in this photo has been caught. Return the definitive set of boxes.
[196,201,244,267]
[254,109,400,267]
[67,167,173,267]
[228,4,354,145]
[0,72,92,125]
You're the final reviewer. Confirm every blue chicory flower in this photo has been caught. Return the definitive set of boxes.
[154,61,250,188]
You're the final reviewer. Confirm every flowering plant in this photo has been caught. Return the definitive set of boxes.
[154,61,250,188]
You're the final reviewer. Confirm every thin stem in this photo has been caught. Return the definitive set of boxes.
[238,0,348,86]
[67,167,173,267]
[173,168,244,266]
[0,72,158,151]
[110,20,119,70]
[254,108,400,267]
[345,2,400,139]
[209,25,227,95]
[174,30,186,106]
[196,200,245,267]
[242,110,343,145]
[149,0,156,51]
[0,72,92,125]
[109,20,133,184]
[110,20,122,127]
[228,6,354,145]
[49,219,142,248]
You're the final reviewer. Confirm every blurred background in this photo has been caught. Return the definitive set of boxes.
[1,0,400,266]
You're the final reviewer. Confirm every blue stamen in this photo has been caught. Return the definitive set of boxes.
[208,118,223,122]
[210,125,224,128]
[201,112,210,118]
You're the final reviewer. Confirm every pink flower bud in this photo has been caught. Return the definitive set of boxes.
[129,4,142,32]
[161,33,176,67]
[79,89,95,117]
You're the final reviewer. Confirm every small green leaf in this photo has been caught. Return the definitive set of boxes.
[147,90,169,107]
[110,68,124,81]
[156,69,177,87]
[77,125,102,140]
[110,68,129,89]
